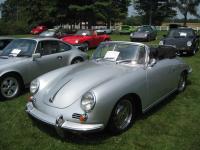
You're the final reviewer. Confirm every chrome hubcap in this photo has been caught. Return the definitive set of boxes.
[113,100,132,130]
[178,75,186,91]
[1,77,19,98]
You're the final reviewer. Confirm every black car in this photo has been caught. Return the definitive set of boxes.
[159,28,199,55]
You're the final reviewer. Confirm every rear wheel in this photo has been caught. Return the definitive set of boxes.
[0,75,22,99]
[71,58,83,64]
[177,72,187,92]
[108,97,135,134]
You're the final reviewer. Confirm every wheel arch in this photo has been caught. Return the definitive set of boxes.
[119,93,142,117]
[108,92,142,120]
[70,56,84,64]
[0,71,25,88]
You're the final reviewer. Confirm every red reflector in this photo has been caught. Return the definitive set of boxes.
[79,114,87,122]
[28,96,33,102]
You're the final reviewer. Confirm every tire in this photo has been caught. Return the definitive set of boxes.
[177,72,187,92]
[191,49,196,56]
[0,74,22,99]
[71,58,83,64]
[147,36,151,42]
[108,97,135,134]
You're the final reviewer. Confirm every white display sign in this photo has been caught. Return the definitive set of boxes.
[10,49,21,56]
[180,32,187,37]
[104,51,120,61]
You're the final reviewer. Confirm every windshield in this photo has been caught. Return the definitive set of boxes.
[92,43,141,63]
[39,30,55,36]
[75,30,92,36]
[1,39,37,57]
[167,29,195,38]
[137,26,152,32]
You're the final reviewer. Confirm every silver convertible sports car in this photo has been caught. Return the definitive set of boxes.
[0,38,87,99]
[26,41,191,136]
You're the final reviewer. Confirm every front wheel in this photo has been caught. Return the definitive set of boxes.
[0,75,22,99]
[108,97,135,134]
[177,72,187,92]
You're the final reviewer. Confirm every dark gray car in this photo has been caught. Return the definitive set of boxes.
[130,25,157,42]
[0,38,88,99]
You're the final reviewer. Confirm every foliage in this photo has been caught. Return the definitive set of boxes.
[123,16,143,26]
[0,20,30,35]
[176,0,200,26]
[0,0,130,34]
[133,0,177,25]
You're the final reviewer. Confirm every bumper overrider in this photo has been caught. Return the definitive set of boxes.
[25,102,104,133]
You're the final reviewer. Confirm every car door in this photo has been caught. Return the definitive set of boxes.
[146,59,176,107]
[91,31,101,47]
[57,41,73,66]
[28,40,66,78]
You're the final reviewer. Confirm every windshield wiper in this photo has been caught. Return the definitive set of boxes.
[116,59,135,64]
[95,57,116,62]
[17,54,30,57]
[0,55,9,59]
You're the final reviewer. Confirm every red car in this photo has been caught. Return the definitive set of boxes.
[31,25,47,35]
[61,29,110,51]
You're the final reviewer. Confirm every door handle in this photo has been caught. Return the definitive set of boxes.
[57,56,62,60]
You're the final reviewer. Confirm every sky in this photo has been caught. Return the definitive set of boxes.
[128,3,200,19]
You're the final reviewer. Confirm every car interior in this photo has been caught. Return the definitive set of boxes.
[149,45,176,60]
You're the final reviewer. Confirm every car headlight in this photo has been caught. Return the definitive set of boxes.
[130,33,133,37]
[144,33,148,37]
[159,40,164,45]
[75,40,79,44]
[187,41,192,47]
[81,92,96,112]
[30,79,40,94]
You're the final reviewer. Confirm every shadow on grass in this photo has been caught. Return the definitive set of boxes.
[29,115,112,145]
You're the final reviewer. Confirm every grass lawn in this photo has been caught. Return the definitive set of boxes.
[0,32,200,150]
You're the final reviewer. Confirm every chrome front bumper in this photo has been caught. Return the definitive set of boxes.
[26,102,104,132]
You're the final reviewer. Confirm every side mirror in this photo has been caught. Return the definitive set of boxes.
[32,53,41,61]
[149,58,156,67]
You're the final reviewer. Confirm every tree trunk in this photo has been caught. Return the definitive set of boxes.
[183,12,187,26]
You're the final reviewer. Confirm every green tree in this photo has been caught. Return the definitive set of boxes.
[176,0,200,26]
[133,0,176,25]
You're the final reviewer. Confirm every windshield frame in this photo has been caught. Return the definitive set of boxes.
[92,42,148,65]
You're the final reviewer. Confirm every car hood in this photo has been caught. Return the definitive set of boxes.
[42,61,139,108]
[163,37,193,47]
[62,35,86,44]
[132,32,148,37]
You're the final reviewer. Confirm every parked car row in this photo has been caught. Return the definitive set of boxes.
[0,25,196,137]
